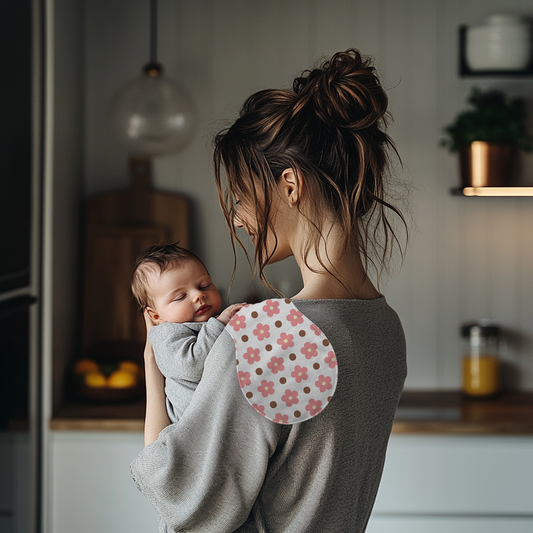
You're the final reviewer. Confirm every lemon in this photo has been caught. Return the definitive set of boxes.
[84,371,107,388]
[118,360,140,376]
[107,370,137,389]
[73,359,99,375]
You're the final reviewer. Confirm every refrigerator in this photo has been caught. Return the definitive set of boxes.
[0,0,43,531]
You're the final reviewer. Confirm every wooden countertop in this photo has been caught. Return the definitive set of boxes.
[50,390,533,434]
[51,400,145,431]
[393,390,533,434]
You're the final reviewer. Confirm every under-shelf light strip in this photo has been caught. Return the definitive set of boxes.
[463,187,533,197]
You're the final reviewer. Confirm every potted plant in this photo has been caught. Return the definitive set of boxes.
[441,87,532,187]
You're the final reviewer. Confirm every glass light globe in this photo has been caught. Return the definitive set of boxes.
[109,62,197,157]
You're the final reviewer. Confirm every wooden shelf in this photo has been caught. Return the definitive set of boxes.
[451,187,533,197]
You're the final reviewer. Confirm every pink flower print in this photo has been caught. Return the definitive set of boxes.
[243,347,261,365]
[257,380,275,397]
[281,389,299,407]
[325,351,337,368]
[277,332,294,350]
[253,323,270,341]
[310,324,322,335]
[286,309,304,327]
[267,356,284,374]
[291,365,308,383]
[252,404,265,416]
[229,313,246,331]
[262,299,280,317]
[305,398,323,416]
[315,375,332,393]
[301,342,318,359]
[273,413,289,424]
[238,371,251,388]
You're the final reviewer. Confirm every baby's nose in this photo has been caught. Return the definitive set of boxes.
[194,290,206,301]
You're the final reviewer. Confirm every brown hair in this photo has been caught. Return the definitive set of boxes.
[214,49,407,292]
[131,243,205,309]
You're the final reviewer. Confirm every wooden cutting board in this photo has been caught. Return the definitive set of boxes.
[82,158,190,351]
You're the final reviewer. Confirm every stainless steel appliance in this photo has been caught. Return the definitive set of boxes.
[0,0,43,531]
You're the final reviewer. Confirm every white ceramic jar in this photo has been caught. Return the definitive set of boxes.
[466,14,531,71]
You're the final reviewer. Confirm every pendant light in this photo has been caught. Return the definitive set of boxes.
[109,0,197,157]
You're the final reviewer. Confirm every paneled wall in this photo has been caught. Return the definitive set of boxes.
[84,0,533,390]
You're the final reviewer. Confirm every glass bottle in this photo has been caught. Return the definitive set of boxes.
[461,321,500,397]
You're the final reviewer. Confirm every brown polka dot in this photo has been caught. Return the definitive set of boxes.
[299,330,306,337]
[327,396,332,402]
[289,353,296,361]
[303,387,311,394]
[251,311,258,318]
[279,377,287,384]
[236,359,239,365]
[313,363,320,370]
[241,335,248,342]
[322,339,330,346]
[270,401,277,408]
[265,344,272,351]
[285,298,291,304]
[275,320,282,328]
[256,368,263,375]
[246,392,253,399]
[294,410,301,418]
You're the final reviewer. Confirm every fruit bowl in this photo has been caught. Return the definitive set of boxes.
[72,340,145,403]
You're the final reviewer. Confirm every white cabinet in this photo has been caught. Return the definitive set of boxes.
[50,432,158,533]
[0,433,32,533]
[368,516,533,533]
[368,435,533,532]
[50,432,533,533]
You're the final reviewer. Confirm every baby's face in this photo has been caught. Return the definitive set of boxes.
[147,260,222,324]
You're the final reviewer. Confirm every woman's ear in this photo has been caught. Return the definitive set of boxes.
[280,168,302,206]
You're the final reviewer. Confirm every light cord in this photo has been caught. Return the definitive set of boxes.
[149,0,158,63]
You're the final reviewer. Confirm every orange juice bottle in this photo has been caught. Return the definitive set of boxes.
[461,322,500,397]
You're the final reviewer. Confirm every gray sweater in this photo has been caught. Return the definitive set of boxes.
[131,297,406,533]
[149,318,225,422]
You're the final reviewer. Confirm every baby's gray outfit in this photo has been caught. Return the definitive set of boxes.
[149,317,225,422]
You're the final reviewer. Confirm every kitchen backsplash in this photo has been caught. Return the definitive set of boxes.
[82,0,533,390]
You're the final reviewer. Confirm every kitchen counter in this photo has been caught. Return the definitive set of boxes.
[51,400,145,431]
[393,390,533,434]
[50,390,533,434]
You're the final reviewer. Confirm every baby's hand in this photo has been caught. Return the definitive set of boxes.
[217,303,246,325]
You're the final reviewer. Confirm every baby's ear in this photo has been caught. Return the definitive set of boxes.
[146,306,163,325]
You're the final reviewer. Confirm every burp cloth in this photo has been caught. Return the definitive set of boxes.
[226,298,338,424]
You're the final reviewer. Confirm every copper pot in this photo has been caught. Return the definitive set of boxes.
[459,141,518,187]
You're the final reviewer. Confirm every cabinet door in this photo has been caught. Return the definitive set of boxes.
[373,435,533,514]
[367,516,533,533]
[52,432,159,533]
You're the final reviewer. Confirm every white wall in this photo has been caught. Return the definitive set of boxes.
[84,0,533,390]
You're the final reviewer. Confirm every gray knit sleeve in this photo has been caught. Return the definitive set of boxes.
[149,318,225,383]
[130,330,283,533]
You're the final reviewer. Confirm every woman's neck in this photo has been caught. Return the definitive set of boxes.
[290,230,381,301]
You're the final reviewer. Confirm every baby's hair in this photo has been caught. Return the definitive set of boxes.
[131,243,205,309]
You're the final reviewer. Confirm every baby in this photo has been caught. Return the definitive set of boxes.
[132,243,243,422]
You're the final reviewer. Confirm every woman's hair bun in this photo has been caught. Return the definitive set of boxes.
[292,49,388,131]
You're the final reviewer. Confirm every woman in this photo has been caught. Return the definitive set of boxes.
[131,49,407,533]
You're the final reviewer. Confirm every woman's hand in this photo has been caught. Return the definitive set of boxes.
[143,309,171,446]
